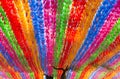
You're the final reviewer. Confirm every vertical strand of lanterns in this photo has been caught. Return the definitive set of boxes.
[28,0,46,77]
[8,0,38,73]
[53,0,72,78]
[57,0,72,78]
[54,0,72,66]
[23,0,43,78]
[58,0,86,78]
[43,0,57,75]
[54,0,64,66]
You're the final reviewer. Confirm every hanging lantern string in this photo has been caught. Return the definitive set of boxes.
[43,0,57,75]
[54,0,72,66]
[28,0,47,75]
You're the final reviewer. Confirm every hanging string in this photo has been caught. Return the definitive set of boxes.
[54,0,72,66]
[43,0,57,75]
[28,0,47,76]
